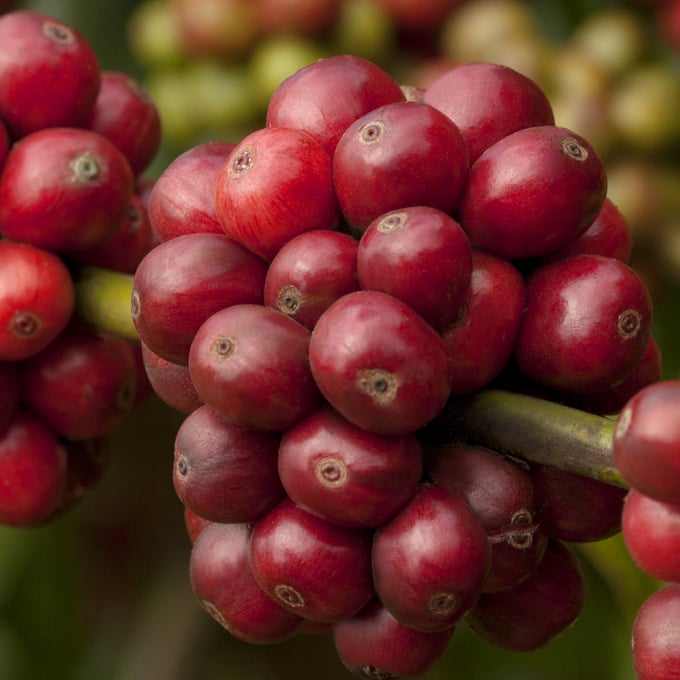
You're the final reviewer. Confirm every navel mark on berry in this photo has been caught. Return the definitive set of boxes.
[377,212,407,233]
[176,454,189,477]
[115,375,136,412]
[212,335,237,359]
[274,584,305,609]
[560,136,589,161]
[357,369,398,404]
[618,309,642,339]
[130,290,141,320]
[128,204,143,232]
[276,285,301,315]
[428,592,458,617]
[315,456,347,487]
[43,20,74,45]
[229,147,255,178]
[70,152,101,183]
[10,311,41,338]
[359,665,398,680]
[360,120,386,145]
[199,599,228,629]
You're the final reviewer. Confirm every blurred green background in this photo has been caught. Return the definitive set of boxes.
[1,0,679,678]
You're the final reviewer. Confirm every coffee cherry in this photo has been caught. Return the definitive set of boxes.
[0,10,100,138]
[309,290,452,436]
[632,584,680,680]
[514,254,652,393]
[0,409,67,527]
[278,404,422,528]
[423,61,555,163]
[356,206,472,332]
[132,232,267,364]
[0,127,134,252]
[613,380,680,504]
[332,597,455,679]
[263,229,359,329]
[249,497,375,622]
[188,304,322,431]
[190,521,303,644]
[333,100,469,230]
[466,539,585,652]
[184,507,213,544]
[21,329,137,441]
[214,125,339,261]
[254,0,343,36]
[0,361,19,429]
[0,241,75,361]
[173,404,285,524]
[373,483,491,632]
[458,125,607,260]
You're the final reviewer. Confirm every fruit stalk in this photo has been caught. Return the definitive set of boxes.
[74,266,138,341]
[429,389,625,488]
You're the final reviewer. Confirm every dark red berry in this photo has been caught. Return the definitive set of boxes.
[0,360,20,429]
[254,0,343,36]
[184,507,213,544]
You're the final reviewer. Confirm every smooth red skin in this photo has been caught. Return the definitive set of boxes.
[190,522,303,644]
[265,54,405,157]
[441,250,526,394]
[426,444,547,593]
[0,118,8,169]
[0,127,134,252]
[373,483,490,632]
[0,409,67,527]
[132,232,267,364]
[0,361,20,429]
[188,304,322,432]
[530,463,626,543]
[622,488,680,583]
[263,229,359,330]
[332,597,454,679]
[357,206,472,332]
[309,290,452,436]
[254,0,343,35]
[423,62,554,164]
[22,330,137,441]
[333,101,470,230]
[215,126,339,262]
[613,380,680,504]
[278,405,423,528]
[140,341,203,414]
[248,497,375,623]
[184,507,213,544]
[0,10,100,138]
[632,584,680,680]
[539,197,633,265]
[148,141,235,241]
[466,540,585,652]
[458,125,607,260]
[0,241,74,361]
[87,70,161,176]
[514,254,653,394]
[374,0,462,30]
[73,194,153,274]
[173,404,285,524]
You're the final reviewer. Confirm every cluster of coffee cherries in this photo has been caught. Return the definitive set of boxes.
[0,10,161,527]
[133,54,664,678]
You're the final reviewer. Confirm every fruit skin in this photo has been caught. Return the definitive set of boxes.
[190,521,303,644]
[0,10,101,138]
[131,232,267,364]
[254,0,344,36]
[308,290,452,436]
[632,584,680,680]
[173,404,285,524]
[278,404,423,528]
[423,61,554,164]
[0,127,134,253]
[214,125,340,262]
[332,597,455,679]
[0,361,20,429]
[457,125,607,260]
[248,497,375,623]
[613,380,680,504]
[188,304,322,432]
[0,409,67,527]
[372,482,490,632]
[622,488,680,583]
[514,254,652,394]
[356,206,472,332]
[265,54,405,156]
[332,101,470,230]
